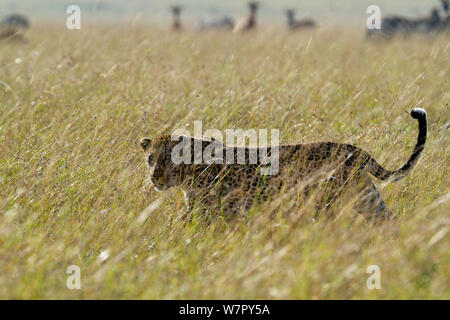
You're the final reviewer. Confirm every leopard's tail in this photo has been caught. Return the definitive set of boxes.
[367,108,427,182]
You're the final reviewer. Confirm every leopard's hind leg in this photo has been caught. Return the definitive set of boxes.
[353,173,395,222]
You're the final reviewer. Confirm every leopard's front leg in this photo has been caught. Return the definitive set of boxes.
[179,188,221,221]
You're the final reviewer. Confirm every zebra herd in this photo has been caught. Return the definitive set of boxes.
[367,0,450,38]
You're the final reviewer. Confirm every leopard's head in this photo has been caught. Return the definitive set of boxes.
[140,135,187,191]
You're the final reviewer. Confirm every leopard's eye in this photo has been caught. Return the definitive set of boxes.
[147,154,154,166]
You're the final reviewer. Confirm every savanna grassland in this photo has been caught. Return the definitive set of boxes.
[0,24,449,299]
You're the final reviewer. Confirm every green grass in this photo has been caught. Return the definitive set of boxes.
[0,24,449,299]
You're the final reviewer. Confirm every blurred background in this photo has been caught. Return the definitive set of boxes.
[0,0,443,26]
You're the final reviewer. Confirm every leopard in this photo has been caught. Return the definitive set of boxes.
[140,108,427,222]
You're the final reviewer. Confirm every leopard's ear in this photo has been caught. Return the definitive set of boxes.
[140,138,152,151]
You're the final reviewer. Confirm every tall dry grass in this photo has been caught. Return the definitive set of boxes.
[0,24,448,299]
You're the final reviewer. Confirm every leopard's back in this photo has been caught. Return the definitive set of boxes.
[183,141,368,216]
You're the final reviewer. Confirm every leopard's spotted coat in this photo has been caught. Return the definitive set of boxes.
[140,109,427,221]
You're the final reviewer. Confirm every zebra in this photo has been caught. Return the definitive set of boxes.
[411,8,443,33]
[197,16,234,31]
